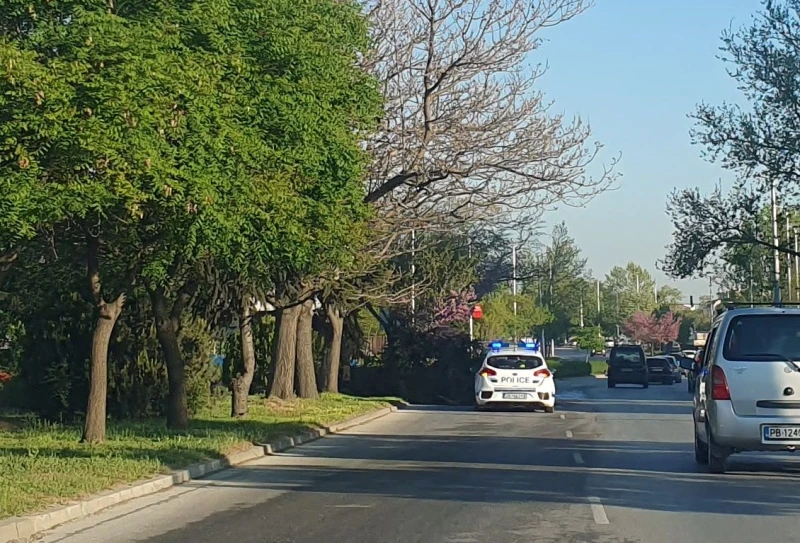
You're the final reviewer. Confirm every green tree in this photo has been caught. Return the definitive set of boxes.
[0,0,382,431]
[602,263,660,328]
[477,287,552,341]
[534,223,592,342]
[663,1,800,282]
[571,326,604,362]
[0,2,213,439]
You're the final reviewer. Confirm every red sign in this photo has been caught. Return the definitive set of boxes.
[471,304,483,319]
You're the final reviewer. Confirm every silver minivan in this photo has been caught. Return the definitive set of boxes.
[689,305,800,473]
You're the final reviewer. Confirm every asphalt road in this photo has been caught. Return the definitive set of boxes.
[40,377,800,543]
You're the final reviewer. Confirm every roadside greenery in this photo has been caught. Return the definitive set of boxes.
[0,394,393,520]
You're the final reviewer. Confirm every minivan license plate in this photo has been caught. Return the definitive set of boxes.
[762,425,800,442]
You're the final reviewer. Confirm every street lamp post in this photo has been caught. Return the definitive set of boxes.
[771,180,781,304]
[795,227,799,301]
[787,214,793,301]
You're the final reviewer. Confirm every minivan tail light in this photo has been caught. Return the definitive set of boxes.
[711,366,731,400]
[534,369,551,378]
[480,367,497,378]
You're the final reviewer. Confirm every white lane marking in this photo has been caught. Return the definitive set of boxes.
[588,497,609,524]
[565,430,573,438]
[573,452,585,465]
[559,414,566,419]
[329,504,373,508]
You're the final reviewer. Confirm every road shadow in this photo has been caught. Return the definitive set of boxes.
[556,398,692,416]
[193,432,800,517]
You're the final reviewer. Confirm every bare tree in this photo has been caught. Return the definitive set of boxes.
[280,0,619,396]
[363,0,617,234]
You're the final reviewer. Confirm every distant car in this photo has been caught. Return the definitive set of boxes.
[664,355,681,383]
[682,349,697,360]
[689,306,800,474]
[474,340,556,413]
[680,349,704,394]
[647,356,680,384]
[604,338,615,348]
[607,344,649,388]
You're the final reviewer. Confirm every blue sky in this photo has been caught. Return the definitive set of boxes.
[536,0,762,299]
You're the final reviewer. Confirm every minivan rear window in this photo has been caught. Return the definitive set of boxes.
[485,355,544,370]
[610,347,645,365]
[723,315,800,361]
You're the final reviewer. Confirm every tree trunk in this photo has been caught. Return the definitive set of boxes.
[82,236,125,444]
[150,288,189,430]
[269,303,302,399]
[231,297,256,417]
[295,299,318,399]
[322,303,344,393]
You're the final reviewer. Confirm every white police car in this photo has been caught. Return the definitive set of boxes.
[474,340,556,412]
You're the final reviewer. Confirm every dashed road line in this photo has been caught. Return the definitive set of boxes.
[572,452,585,465]
[559,414,566,419]
[565,430,573,438]
[588,497,609,524]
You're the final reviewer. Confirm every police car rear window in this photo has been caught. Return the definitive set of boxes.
[486,356,544,370]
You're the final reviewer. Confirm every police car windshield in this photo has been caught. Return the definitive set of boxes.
[486,355,544,370]
[723,314,800,361]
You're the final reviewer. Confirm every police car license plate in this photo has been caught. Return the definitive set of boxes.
[762,425,800,442]
[503,393,527,400]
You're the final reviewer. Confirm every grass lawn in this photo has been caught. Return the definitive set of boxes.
[590,360,608,375]
[547,359,608,378]
[0,394,394,520]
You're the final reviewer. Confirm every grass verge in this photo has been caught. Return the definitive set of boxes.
[548,359,608,379]
[0,393,394,520]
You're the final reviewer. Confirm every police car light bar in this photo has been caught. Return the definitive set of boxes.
[518,340,540,352]
[489,341,505,351]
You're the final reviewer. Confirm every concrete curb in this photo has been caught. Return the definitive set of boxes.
[0,404,403,543]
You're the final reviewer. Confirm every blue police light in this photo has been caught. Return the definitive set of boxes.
[490,341,505,351]
[519,340,540,352]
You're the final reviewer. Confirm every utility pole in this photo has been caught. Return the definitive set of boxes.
[750,261,754,307]
[596,280,601,315]
[772,180,782,304]
[411,229,416,324]
[579,296,584,328]
[795,227,799,301]
[512,245,517,317]
[512,245,517,342]
[468,240,473,341]
[788,213,793,301]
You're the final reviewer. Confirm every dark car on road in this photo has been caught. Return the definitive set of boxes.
[646,356,681,384]
[607,344,648,388]
[679,348,704,393]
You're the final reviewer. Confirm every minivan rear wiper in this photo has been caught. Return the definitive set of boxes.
[740,352,800,372]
